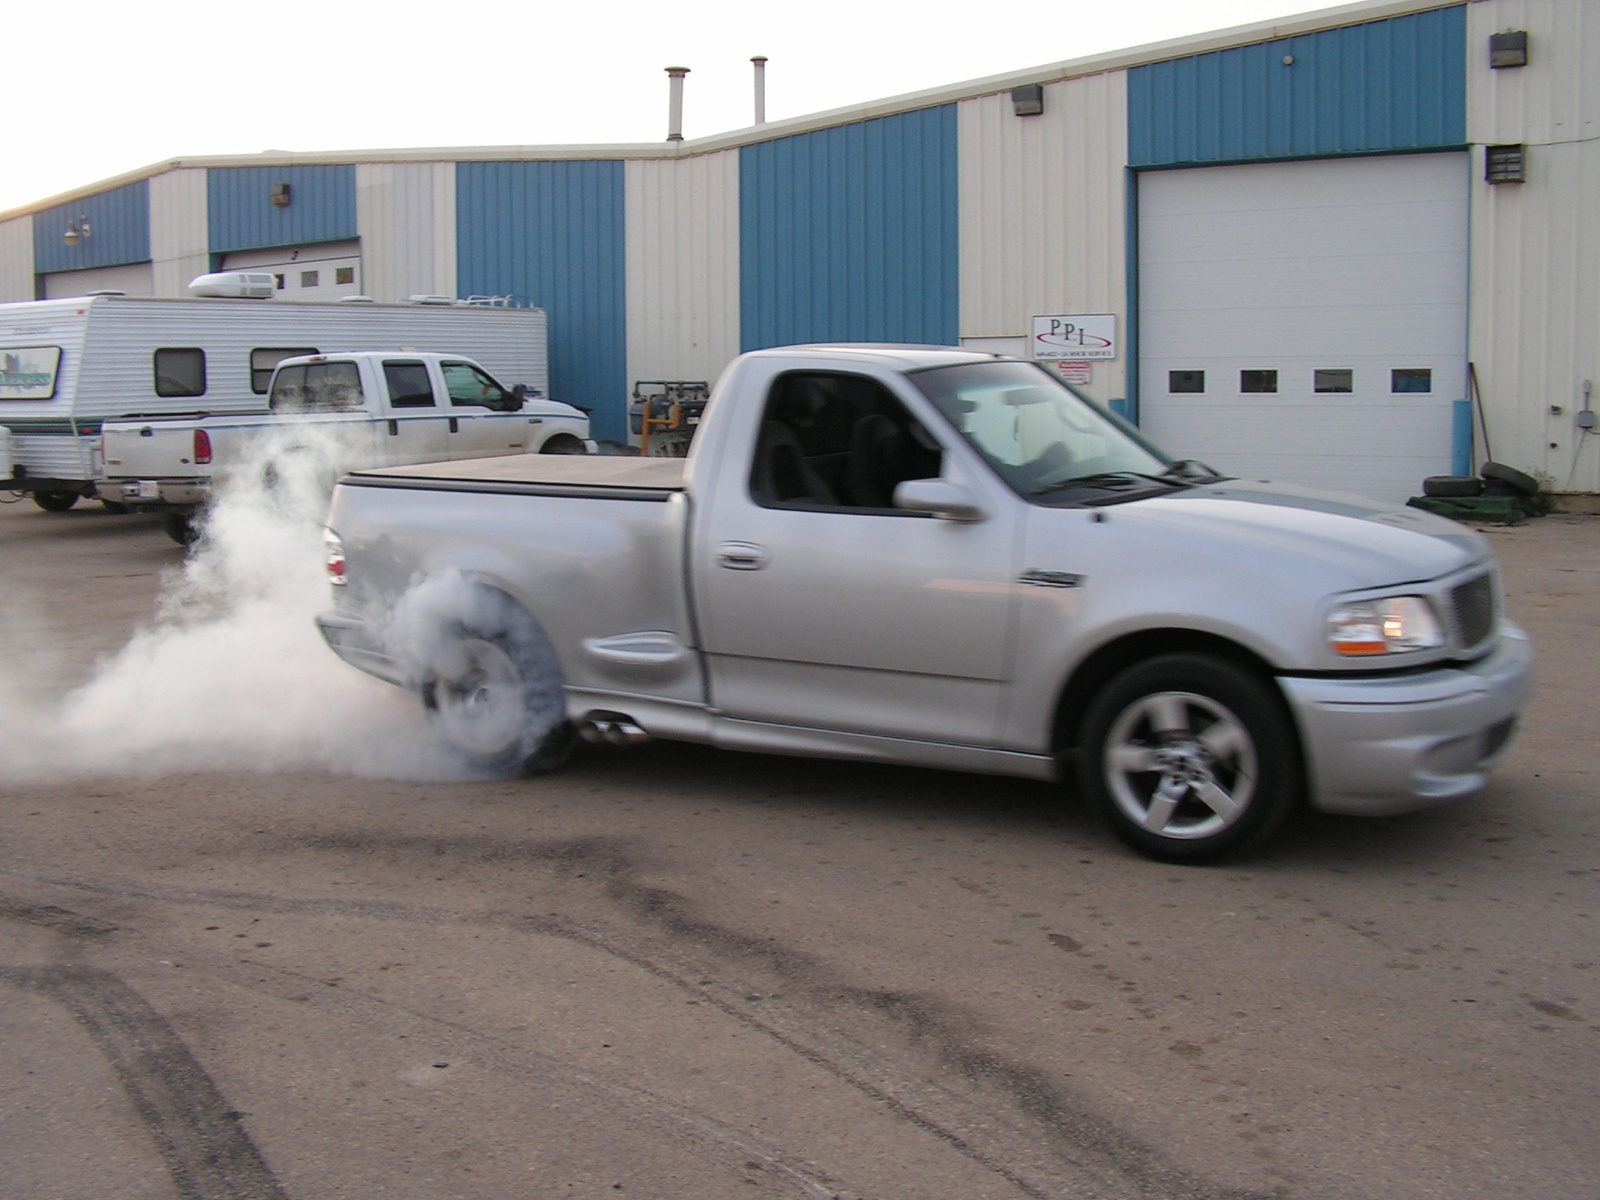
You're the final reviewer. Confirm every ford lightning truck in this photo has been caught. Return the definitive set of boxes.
[316,345,1531,862]
[101,351,593,541]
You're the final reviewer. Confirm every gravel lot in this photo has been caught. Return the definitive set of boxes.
[0,495,1595,1200]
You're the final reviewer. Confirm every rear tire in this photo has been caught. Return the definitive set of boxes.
[32,491,79,512]
[162,513,198,546]
[1078,653,1301,863]
[100,499,130,515]
[414,587,571,776]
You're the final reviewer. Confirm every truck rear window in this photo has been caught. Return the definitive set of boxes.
[383,361,437,408]
[251,347,319,393]
[270,361,364,412]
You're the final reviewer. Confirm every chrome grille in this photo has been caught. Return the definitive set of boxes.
[1451,573,1495,649]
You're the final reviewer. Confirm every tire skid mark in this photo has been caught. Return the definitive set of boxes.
[0,963,289,1200]
[0,892,119,937]
[30,850,1269,1200]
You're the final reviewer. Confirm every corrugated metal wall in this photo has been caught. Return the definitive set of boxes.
[1129,6,1467,166]
[357,162,456,304]
[32,181,150,274]
[456,161,626,441]
[958,73,1128,404]
[149,169,209,297]
[0,216,32,301]
[1467,0,1600,493]
[207,164,358,255]
[625,152,741,409]
[739,106,959,351]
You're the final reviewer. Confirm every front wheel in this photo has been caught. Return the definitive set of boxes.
[1078,654,1301,863]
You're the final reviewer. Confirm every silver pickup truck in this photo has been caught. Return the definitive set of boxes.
[316,345,1531,862]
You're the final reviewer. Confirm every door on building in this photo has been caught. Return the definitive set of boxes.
[1137,152,1468,505]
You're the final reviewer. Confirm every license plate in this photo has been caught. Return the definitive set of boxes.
[135,481,160,499]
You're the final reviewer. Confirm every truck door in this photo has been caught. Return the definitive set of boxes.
[693,369,1020,748]
[438,359,526,457]
[379,359,450,464]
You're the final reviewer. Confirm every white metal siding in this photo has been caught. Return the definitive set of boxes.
[624,152,740,418]
[42,262,156,298]
[356,162,457,304]
[958,73,1128,405]
[1468,0,1600,493]
[1139,153,1469,505]
[149,169,209,298]
[0,215,32,302]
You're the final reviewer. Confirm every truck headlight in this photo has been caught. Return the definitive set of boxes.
[1327,596,1443,656]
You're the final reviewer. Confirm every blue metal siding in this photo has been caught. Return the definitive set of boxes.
[1128,6,1466,167]
[455,161,626,442]
[739,106,958,351]
[207,165,357,254]
[33,181,150,273]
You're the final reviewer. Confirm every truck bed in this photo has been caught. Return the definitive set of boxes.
[343,453,687,497]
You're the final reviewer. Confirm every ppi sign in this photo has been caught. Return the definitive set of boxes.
[1032,314,1116,361]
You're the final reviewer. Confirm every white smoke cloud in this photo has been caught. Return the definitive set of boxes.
[0,426,490,784]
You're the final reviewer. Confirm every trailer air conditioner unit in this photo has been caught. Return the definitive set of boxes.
[188,271,278,299]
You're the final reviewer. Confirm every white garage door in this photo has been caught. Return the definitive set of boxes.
[1138,153,1468,505]
[221,240,363,301]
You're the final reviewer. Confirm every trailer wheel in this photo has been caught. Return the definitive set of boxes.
[414,586,572,776]
[32,491,79,512]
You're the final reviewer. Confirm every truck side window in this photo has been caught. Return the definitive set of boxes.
[154,348,206,398]
[251,348,318,394]
[749,371,942,512]
[441,361,515,412]
[383,360,437,409]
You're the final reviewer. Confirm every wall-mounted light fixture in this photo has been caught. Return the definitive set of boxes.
[63,215,91,245]
[270,181,292,208]
[1011,84,1044,117]
[1489,31,1528,69]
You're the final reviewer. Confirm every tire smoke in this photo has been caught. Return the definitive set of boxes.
[0,428,486,784]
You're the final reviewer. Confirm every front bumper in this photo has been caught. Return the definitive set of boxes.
[1279,623,1533,816]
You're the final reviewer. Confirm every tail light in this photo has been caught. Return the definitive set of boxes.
[324,528,348,586]
[194,428,213,465]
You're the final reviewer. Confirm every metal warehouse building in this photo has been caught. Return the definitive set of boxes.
[2,0,1595,503]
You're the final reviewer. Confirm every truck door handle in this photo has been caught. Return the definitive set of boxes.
[449,417,459,433]
[715,541,769,570]
[387,419,398,436]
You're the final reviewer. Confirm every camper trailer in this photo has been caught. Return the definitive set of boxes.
[0,283,550,511]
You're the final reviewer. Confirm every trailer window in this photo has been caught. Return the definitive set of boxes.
[383,360,437,408]
[0,346,63,401]
[251,348,318,393]
[441,361,517,412]
[154,348,206,397]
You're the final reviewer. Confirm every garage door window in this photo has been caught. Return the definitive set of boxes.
[154,348,206,397]
[1240,370,1277,394]
[1168,370,1205,393]
[1391,368,1432,394]
[1314,369,1354,394]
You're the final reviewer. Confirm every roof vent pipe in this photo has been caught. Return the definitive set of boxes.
[752,56,768,125]
[665,66,689,142]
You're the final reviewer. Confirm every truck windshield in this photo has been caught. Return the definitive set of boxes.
[908,361,1177,502]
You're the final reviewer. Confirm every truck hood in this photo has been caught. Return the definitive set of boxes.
[1110,478,1489,588]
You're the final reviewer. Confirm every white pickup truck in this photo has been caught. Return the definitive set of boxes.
[100,351,594,542]
[315,344,1531,863]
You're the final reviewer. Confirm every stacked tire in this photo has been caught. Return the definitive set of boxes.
[1421,462,1539,499]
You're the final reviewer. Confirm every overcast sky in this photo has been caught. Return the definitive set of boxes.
[4,0,1341,215]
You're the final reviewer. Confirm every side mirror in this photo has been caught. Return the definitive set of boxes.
[893,478,987,522]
